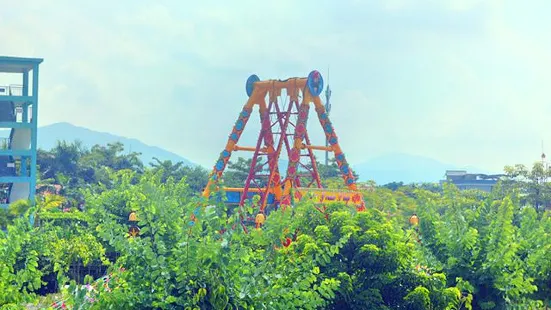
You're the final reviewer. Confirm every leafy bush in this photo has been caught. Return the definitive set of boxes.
[415,184,544,308]
[6,154,551,309]
[44,170,466,309]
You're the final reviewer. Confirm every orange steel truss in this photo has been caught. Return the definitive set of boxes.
[202,70,366,225]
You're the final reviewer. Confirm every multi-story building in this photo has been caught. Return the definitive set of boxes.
[0,56,42,207]
[441,170,503,192]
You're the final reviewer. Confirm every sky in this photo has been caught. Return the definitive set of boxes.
[1,0,551,172]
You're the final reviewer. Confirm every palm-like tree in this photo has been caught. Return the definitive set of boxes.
[149,157,184,182]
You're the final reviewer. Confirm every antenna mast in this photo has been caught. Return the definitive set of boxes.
[543,140,547,163]
[542,140,547,183]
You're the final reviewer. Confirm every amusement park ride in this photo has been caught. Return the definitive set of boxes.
[202,70,366,227]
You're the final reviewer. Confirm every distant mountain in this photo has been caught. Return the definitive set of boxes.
[225,153,491,185]
[29,123,493,183]
[352,152,491,185]
[36,122,195,166]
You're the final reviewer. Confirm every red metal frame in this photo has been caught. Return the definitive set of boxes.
[202,71,366,219]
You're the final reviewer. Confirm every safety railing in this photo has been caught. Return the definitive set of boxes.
[0,85,33,124]
[9,85,23,96]
[0,85,23,96]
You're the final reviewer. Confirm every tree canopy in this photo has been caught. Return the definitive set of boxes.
[1,140,551,309]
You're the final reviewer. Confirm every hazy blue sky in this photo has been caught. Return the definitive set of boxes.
[2,0,550,172]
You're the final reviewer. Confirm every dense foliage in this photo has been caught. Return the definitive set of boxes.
[0,140,550,309]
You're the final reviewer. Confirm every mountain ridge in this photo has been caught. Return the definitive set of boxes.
[37,122,195,166]
[352,152,492,184]
[32,122,494,184]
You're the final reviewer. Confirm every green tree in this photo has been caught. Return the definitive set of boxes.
[382,181,405,191]
[37,140,86,181]
[180,165,209,193]
[416,184,540,308]
[149,157,184,181]
[223,157,266,188]
[83,170,340,308]
[0,195,107,306]
[149,157,208,193]
[81,142,143,174]
[503,162,551,212]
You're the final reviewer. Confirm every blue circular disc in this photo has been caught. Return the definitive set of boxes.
[347,178,354,184]
[216,160,224,171]
[324,124,333,134]
[337,153,344,161]
[222,150,230,157]
[329,137,338,145]
[307,70,324,96]
[341,164,349,174]
[230,132,238,141]
[320,113,328,120]
[235,119,244,131]
[246,74,260,97]
[241,110,250,118]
